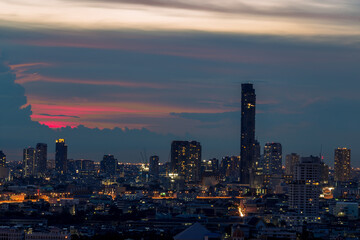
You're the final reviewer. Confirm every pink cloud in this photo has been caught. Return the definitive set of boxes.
[38,121,79,129]
[31,103,145,116]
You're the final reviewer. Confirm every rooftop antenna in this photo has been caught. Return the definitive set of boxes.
[319,144,323,161]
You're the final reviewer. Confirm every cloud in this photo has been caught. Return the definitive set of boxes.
[1,25,360,164]
[0,58,178,161]
[1,0,359,35]
[66,0,360,24]
[36,113,80,118]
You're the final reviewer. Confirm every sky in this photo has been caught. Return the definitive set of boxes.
[0,0,360,165]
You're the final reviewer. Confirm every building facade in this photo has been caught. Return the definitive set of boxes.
[263,143,282,176]
[171,141,201,182]
[285,153,300,176]
[101,154,118,176]
[220,156,239,180]
[289,156,321,217]
[23,147,36,177]
[55,139,68,174]
[149,155,159,178]
[0,150,6,167]
[35,143,47,177]
[334,147,351,182]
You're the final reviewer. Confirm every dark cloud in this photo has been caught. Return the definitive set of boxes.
[1,27,360,165]
[0,59,179,162]
[38,113,80,118]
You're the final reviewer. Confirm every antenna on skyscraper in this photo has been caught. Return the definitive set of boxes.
[319,144,323,161]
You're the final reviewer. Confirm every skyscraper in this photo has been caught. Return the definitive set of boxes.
[289,156,321,218]
[101,154,118,176]
[240,83,256,184]
[23,147,36,177]
[334,148,351,182]
[285,153,300,176]
[35,143,47,177]
[252,140,264,189]
[149,155,159,178]
[0,151,6,167]
[171,141,201,182]
[263,143,282,175]
[55,139,68,174]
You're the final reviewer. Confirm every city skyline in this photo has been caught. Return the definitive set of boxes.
[1,2,360,239]
[0,67,359,166]
[0,0,360,165]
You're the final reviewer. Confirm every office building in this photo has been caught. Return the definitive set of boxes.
[171,141,201,182]
[289,156,321,217]
[220,156,240,180]
[202,158,219,173]
[263,143,282,175]
[149,155,159,178]
[254,140,261,169]
[69,159,95,175]
[55,139,68,174]
[35,143,47,176]
[320,161,329,185]
[252,140,265,189]
[0,151,8,180]
[240,83,256,184]
[334,148,351,182]
[0,150,6,167]
[101,154,118,176]
[285,153,300,176]
[23,147,36,177]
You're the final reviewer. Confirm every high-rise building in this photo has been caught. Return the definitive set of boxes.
[254,140,261,169]
[23,147,36,177]
[202,158,219,173]
[320,161,329,185]
[289,156,321,217]
[285,153,300,176]
[0,151,8,180]
[69,159,95,175]
[201,158,219,181]
[171,141,201,182]
[55,139,68,174]
[334,148,351,182]
[263,143,282,175]
[240,83,256,184]
[149,155,159,178]
[35,143,47,176]
[0,151,6,167]
[101,154,118,176]
[220,156,240,180]
[252,140,265,189]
